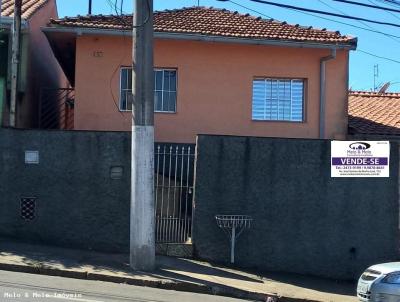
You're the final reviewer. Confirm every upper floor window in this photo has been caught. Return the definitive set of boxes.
[120,68,177,112]
[154,69,177,113]
[252,78,304,122]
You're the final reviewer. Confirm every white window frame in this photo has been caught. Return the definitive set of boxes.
[252,78,305,122]
[119,67,177,113]
[119,67,132,112]
[154,68,177,114]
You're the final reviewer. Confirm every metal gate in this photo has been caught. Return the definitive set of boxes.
[39,88,75,130]
[155,144,195,243]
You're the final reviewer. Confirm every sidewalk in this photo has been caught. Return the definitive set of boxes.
[0,239,357,302]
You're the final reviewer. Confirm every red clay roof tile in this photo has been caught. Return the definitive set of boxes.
[48,6,356,46]
[348,91,400,136]
[1,0,49,19]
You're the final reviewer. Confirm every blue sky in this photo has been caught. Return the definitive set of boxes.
[56,0,400,92]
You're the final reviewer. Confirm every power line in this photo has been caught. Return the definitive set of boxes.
[368,0,400,22]
[231,0,400,39]
[105,0,131,125]
[219,0,400,39]
[318,0,400,44]
[332,0,400,13]
[358,49,400,64]
[217,0,400,64]
[228,0,273,19]
[243,0,400,28]
[301,11,400,39]
[376,0,400,7]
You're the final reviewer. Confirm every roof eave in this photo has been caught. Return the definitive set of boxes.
[43,26,357,50]
[157,32,357,50]
[0,16,29,29]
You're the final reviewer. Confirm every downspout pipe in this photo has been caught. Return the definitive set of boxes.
[319,48,336,139]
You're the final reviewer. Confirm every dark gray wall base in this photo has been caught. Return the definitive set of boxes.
[0,128,132,252]
[193,135,399,280]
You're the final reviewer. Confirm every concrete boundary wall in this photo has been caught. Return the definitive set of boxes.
[0,128,131,252]
[193,135,399,280]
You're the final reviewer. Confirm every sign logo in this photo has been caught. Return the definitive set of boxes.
[349,142,371,150]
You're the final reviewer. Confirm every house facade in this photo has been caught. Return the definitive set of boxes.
[44,7,357,143]
[0,0,67,128]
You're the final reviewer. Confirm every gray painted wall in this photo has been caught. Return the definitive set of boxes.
[193,135,399,280]
[0,128,131,252]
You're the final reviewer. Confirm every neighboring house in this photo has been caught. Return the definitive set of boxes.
[0,0,67,128]
[348,91,400,139]
[44,7,357,143]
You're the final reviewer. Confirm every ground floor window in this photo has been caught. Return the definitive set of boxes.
[120,68,177,113]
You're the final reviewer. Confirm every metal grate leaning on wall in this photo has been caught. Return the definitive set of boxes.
[154,144,195,243]
[20,197,36,221]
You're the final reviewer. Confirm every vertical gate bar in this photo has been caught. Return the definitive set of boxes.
[155,145,161,242]
[179,147,185,243]
[163,217,166,243]
[183,146,191,242]
[161,217,163,243]
[191,148,195,239]
[156,216,159,242]
[191,143,197,243]
[169,218,172,243]
[167,146,172,242]
[160,146,166,242]
[173,146,179,241]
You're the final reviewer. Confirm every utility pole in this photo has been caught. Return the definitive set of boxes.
[10,0,22,127]
[130,0,155,271]
[88,0,92,14]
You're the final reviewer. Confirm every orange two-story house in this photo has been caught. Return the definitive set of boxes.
[43,7,357,143]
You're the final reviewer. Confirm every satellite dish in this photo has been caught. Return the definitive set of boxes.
[378,82,390,94]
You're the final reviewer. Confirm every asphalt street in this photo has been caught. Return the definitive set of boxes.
[0,270,248,302]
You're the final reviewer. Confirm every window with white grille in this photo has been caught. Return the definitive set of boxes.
[120,68,177,112]
[252,78,304,122]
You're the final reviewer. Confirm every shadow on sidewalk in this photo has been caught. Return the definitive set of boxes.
[154,256,356,297]
[0,238,356,300]
[157,256,264,283]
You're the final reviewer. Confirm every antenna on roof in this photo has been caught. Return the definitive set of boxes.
[373,64,379,92]
[88,0,92,15]
[378,82,390,94]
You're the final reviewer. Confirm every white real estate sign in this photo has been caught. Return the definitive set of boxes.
[331,141,390,177]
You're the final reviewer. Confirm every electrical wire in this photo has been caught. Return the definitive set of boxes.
[240,0,400,28]
[105,0,151,29]
[332,0,400,13]
[104,0,153,122]
[105,0,132,125]
[376,0,400,7]
[357,49,400,64]
[217,0,400,65]
[299,11,400,39]
[368,0,400,22]
[220,0,400,39]
[227,0,273,19]
[318,0,400,44]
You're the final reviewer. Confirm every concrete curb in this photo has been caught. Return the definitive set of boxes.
[0,262,320,302]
